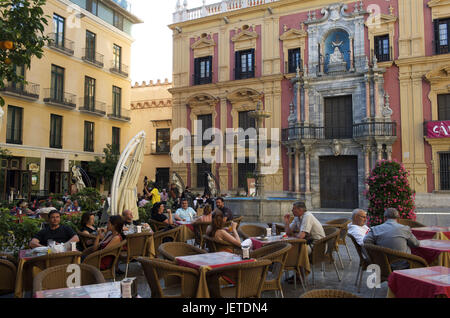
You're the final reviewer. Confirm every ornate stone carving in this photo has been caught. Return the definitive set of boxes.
[331,139,343,156]
[382,93,394,118]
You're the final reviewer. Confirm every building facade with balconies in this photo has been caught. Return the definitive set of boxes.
[0,0,141,200]
[169,0,404,209]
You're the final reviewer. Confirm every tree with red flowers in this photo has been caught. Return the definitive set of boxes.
[365,160,416,226]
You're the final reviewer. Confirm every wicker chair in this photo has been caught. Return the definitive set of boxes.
[0,259,16,295]
[149,219,169,232]
[300,289,360,298]
[202,234,240,254]
[0,252,18,267]
[138,257,200,298]
[347,233,371,293]
[280,238,308,291]
[238,224,267,240]
[310,227,342,286]
[363,243,428,297]
[206,259,272,298]
[224,216,244,229]
[324,218,352,265]
[20,251,82,296]
[77,231,97,251]
[119,232,154,278]
[249,242,292,298]
[158,242,207,262]
[397,219,426,228]
[32,264,105,294]
[153,227,181,256]
[82,240,127,281]
[192,221,211,249]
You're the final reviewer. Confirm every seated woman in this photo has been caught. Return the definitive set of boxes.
[150,202,174,226]
[193,203,212,224]
[206,209,241,251]
[80,212,97,235]
[82,215,123,270]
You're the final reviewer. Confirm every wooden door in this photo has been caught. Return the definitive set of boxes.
[324,95,353,139]
[320,156,359,209]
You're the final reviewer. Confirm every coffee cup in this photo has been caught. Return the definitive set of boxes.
[136,225,142,233]
[242,246,250,260]
[266,228,272,237]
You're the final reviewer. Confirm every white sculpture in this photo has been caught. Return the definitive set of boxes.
[329,46,344,64]
[71,166,86,192]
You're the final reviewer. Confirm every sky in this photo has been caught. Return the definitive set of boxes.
[130,0,218,85]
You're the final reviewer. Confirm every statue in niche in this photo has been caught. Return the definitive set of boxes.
[329,38,344,64]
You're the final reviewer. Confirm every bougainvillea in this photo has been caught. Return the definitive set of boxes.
[364,160,416,226]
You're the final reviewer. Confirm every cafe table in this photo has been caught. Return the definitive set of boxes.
[34,281,122,298]
[14,248,81,298]
[123,227,156,258]
[412,226,450,241]
[175,220,195,242]
[176,252,255,298]
[387,266,449,298]
[250,235,311,275]
[412,240,450,268]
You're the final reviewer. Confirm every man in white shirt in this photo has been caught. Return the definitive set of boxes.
[174,198,197,222]
[348,209,370,246]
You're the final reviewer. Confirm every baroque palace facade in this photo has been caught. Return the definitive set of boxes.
[170,0,450,209]
[0,0,141,199]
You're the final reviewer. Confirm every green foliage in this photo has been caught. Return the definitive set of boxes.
[88,144,119,188]
[138,202,153,223]
[0,208,43,256]
[365,160,416,227]
[71,187,102,212]
[60,213,82,232]
[0,0,49,107]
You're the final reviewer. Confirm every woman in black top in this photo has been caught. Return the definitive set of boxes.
[151,202,174,226]
[80,212,97,235]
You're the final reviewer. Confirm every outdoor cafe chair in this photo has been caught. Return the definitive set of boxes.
[82,240,127,281]
[158,242,207,262]
[153,227,181,257]
[0,252,18,267]
[279,238,308,292]
[149,219,169,232]
[76,231,97,251]
[310,227,342,286]
[205,259,272,298]
[238,224,267,240]
[363,243,429,297]
[324,218,352,262]
[0,259,16,295]
[119,232,154,278]
[397,219,426,228]
[138,257,200,298]
[192,221,211,249]
[347,233,371,293]
[300,289,360,298]
[32,264,105,294]
[202,234,241,254]
[224,216,244,229]
[249,242,292,298]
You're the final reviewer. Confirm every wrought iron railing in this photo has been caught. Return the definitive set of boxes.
[1,81,40,99]
[107,105,130,121]
[82,48,104,67]
[43,88,76,108]
[353,122,397,138]
[79,98,106,116]
[110,60,129,77]
[47,33,74,55]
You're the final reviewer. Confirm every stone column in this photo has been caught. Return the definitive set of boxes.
[365,75,371,119]
[349,37,355,71]
[374,75,381,118]
[376,143,383,161]
[304,82,309,124]
[294,148,300,193]
[386,145,393,161]
[363,145,371,178]
[304,145,312,193]
[296,82,301,123]
[287,149,293,192]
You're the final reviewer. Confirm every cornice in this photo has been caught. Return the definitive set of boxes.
[130,99,172,110]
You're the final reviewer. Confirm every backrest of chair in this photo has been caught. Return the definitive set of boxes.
[206,259,271,298]
[363,244,392,282]
[83,240,127,272]
[379,245,429,269]
[0,252,18,267]
[397,219,425,228]
[158,242,206,262]
[252,243,292,284]
[202,234,235,253]
[233,216,243,228]
[0,259,16,294]
[77,231,97,250]
[126,232,153,259]
[311,228,339,264]
[347,233,369,266]
[32,263,105,293]
[300,289,360,298]
[193,222,210,245]
[149,219,168,232]
[238,224,266,239]
[138,257,199,298]
[153,227,181,255]
[283,239,308,269]
[30,251,82,271]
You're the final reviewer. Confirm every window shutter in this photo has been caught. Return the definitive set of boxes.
[208,56,213,82]
[251,48,255,77]
[434,20,439,54]
[235,51,241,80]
[194,57,200,85]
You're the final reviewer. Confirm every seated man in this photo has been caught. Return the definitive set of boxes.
[348,209,370,246]
[284,201,325,254]
[215,197,233,221]
[363,208,420,270]
[30,210,79,248]
[174,198,197,222]
[122,209,149,233]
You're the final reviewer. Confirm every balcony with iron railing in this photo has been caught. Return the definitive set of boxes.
[173,0,280,23]
[82,48,104,68]
[0,81,40,100]
[47,33,75,56]
[43,88,76,109]
[109,61,129,78]
[107,105,130,122]
[282,122,397,142]
[78,98,106,117]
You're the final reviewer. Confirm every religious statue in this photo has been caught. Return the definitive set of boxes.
[330,39,344,64]
[71,166,86,193]
[205,172,220,198]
